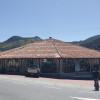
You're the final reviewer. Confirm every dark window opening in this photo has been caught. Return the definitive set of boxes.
[41,59,57,73]
[62,59,75,73]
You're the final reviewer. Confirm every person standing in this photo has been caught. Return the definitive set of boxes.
[92,68,99,91]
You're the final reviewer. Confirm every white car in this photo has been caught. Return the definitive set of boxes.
[25,66,40,78]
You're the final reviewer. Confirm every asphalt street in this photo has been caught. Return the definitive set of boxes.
[0,75,100,100]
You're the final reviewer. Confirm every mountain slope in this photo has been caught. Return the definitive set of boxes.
[0,36,42,51]
[80,37,100,51]
[71,34,100,51]
[83,35,100,43]
[4,36,24,43]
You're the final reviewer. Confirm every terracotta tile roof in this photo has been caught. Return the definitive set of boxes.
[0,38,100,58]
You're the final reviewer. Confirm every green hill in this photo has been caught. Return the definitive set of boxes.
[80,37,100,51]
[0,36,42,51]
[71,34,100,51]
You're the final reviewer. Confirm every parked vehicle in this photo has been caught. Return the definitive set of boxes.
[25,65,40,78]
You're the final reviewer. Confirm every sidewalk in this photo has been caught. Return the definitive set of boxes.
[38,77,96,90]
[0,74,99,90]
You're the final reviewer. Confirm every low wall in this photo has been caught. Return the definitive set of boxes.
[40,72,93,79]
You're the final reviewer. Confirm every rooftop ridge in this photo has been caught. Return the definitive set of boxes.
[44,38,64,43]
[51,41,62,58]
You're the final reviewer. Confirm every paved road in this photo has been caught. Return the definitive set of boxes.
[0,75,100,100]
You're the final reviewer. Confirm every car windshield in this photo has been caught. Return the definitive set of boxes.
[28,67,35,69]
[29,66,38,69]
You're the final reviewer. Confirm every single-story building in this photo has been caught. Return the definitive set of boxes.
[0,38,100,78]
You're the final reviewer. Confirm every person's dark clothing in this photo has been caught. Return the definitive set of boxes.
[92,70,99,91]
[93,71,99,79]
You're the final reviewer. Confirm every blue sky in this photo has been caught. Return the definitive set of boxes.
[0,0,100,42]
